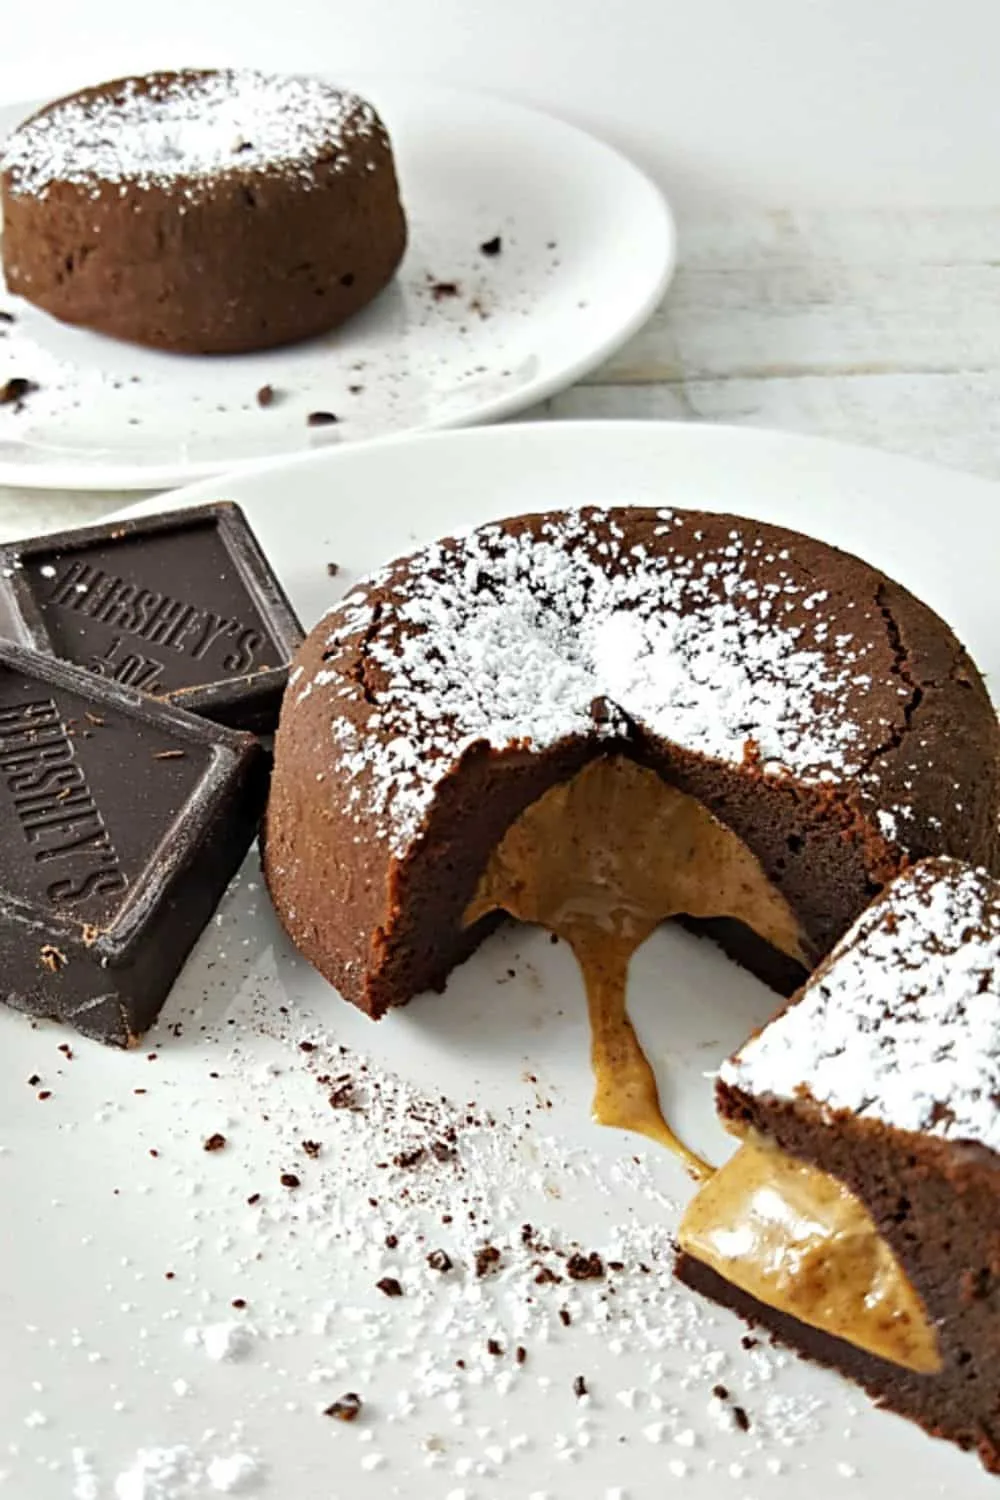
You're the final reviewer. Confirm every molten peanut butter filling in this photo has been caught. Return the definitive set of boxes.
[464,756,807,1177]
[678,1136,941,1373]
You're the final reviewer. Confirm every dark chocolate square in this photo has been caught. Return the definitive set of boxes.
[0,641,268,1046]
[0,502,303,733]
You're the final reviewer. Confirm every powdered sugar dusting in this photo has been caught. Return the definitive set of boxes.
[311,507,897,856]
[2,71,379,197]
[723,858,1000,1148]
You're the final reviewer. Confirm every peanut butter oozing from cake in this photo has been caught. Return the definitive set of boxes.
[465,755,805,1175]
[678,1134,940,1372]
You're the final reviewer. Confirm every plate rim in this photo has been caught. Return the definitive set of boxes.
[0,77,676,491]
[109,416,1000,523]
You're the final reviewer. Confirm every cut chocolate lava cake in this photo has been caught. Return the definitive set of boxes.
[678,858,1000,1472]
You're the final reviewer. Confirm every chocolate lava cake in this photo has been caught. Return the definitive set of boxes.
[677,857,1000,1473]
[263,505,1000,1016]
[1,70,407,353]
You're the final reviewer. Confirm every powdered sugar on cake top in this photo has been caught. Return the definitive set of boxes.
[308,507,907,857]
[722,858,1000,1150]
[2,71,380,196]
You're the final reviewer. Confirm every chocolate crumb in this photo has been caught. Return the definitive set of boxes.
[429,280,460,300]
[301,1140,321,1158]
[733,1405,751,1432]
[27,1074,40,1087]
[712,1384,729,1401]
[232,1298,247,1310]
[203,1133,227,1152]
[165,1271,175,1280]
[37,1090,51,1100]
[607,1260,625,1272]
[479,235,502,257]
[0,376,38,409]
[566,1251,605,1281]
[558,1308,572,1327]
[384,1233,399,1249]
[256,384,276,407]
[39,944,67,973]
[298,1040,315,1052]
[741,1335,759,1351]
[376,1276,403,1298]
[0,311,14,323]
[573,1375,588,1398]
[427,1249,453,1272]
[393,1147,426,1169]
[347,383,364,394]
[474,1245,502,1278]
[326,561,340,577]
[515,1345,527,1365]
[149,1149,159,1158]
[307,410,338,427]
[57,1044,73,1058]
[486,1337,503,1356]
[246,1193,261,1206]
[280,1172,301,1189]
[325,1392,362,1422]
[534,1266,561,1285]
[328,1081,355,1109]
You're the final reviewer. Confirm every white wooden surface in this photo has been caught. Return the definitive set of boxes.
[2,207,999,539]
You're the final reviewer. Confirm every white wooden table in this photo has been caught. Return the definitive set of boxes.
[3,207,998,538]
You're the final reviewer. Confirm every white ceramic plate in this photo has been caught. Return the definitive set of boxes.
[3,422,996,1500]
[0,79,674,492]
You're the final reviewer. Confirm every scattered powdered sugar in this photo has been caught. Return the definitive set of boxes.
[111,1445,260,1498]
[723,858,1000,1147]
[2,71,379,197]
[312,507,898,856]
[184,1321,255,1362]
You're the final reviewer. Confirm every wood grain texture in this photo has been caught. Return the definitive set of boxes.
[2,208,999,538]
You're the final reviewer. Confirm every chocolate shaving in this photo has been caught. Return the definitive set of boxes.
[325,1392,362,1422]
[376,1276,403,1297]
[203,1133,227,1152]
[479,235,502,257]
[307,410,338,427]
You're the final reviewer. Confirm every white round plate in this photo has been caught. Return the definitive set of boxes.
[3,422,997,1499]
[0,80,674,492]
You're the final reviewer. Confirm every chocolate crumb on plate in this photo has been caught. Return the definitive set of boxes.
[301,1140,321,1158]
[573,1375,588,1398]
[326,561,340,577]
[324,1392,362,1422]
[479,235,502,256]
[474,1245,502,1278]
[427,1249,452,1272]
[256,384,276,407]
[486,1338,503,1356]
[203,1132,227,1152]
[558,1308,572,1327]
[0,376,38,409]
[280,1172,301,1189]
[384,1233,398,1249]
[566,1251,605,1281]
[515,1345,527,1365]
[307,410,338,427]
[376,1276,403,1297]
[429,279,460,300]
[733,1405,751,1432]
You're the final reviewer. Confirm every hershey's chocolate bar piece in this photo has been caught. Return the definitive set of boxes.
[0,641,268,1046]
[0,502,303,733]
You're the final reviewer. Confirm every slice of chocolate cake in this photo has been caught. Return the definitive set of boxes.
[676,857,1000,1472]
